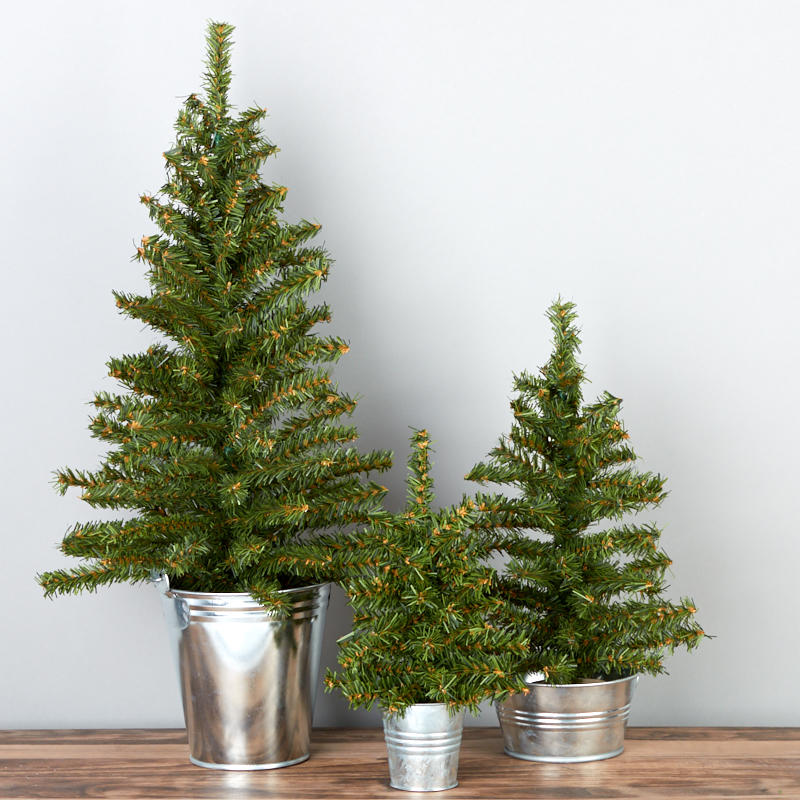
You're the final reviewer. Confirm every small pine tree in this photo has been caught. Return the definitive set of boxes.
[467,300,705,683]
[38,22,392,608]
[324,430,528,716]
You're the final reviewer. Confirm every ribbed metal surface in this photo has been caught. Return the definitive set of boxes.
[383,704,465,792]
[497,675,638,762]
[154,574,330,770]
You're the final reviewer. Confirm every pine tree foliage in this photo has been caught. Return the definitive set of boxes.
[39,22,392,608]
[324,430,529,716]
[467,301,705,683]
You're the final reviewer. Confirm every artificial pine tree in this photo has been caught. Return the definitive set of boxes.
[324,430,528,715]
[39,22,392,608]
[467,300,705,683]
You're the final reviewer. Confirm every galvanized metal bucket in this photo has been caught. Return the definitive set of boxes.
[383,703,465,792]
[497,674,638,763]
[154,573,330,770]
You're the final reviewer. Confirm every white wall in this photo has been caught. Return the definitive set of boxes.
[2,0,798,729]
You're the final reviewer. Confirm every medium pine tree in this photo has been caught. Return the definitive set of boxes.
[323,430,528,715]
[39,22,392,608]
[467,301,705,683]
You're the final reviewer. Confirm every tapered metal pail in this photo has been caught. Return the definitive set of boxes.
[383,703,465,792]
[154,574,330,770]
[497,674,638,763]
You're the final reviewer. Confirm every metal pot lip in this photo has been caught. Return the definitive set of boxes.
[382,702,467,722]
[151,572,330,599]
[168,581,330,600]
[383,701,451,716]
[523,673,639,689]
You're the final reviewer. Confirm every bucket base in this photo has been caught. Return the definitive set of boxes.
[503,745,624,763]
[189,753,310,771]
[389,779,458,793]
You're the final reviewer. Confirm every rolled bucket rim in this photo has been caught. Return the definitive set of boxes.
[189,753,310,771]
[521,673,639,690]
[502,746,625,763]
[166,581,330,600]
[384,701,453,715]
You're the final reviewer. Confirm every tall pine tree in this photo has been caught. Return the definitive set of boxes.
[467,301,705,683]
[39,22,392,609]
[324,430,529,715]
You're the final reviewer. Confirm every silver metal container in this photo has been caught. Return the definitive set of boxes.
[383,703,465,792]
[497,674,638,763]
[154,573,330,770]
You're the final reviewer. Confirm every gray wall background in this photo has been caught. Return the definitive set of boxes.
[3,0,798,728]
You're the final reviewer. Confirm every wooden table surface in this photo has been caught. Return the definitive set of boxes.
[1,727,798,799]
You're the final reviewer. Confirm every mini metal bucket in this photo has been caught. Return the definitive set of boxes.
[497,674,638,763]
[383,703,465,792]
[154,574,330,770]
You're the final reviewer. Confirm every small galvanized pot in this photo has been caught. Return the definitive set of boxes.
[383,703,465,792]
[154,573,330,770]
[497,674,638,763]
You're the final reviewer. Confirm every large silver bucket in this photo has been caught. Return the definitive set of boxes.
[154,574,330,770]
[383,703,465,792]
[497,674,638,763]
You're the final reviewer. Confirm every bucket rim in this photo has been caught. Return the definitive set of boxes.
[382,702,467,722]
[521,673,639,690]
[151,572,330,600]
[167,581,330,600]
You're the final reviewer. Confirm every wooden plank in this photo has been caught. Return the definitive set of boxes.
[3,726,799,745]
[5,736,798,762]
[0,730,188,746]
[0,739,797,763]
[0,728,798,799]
[0,745,191,760]
[4,757,800,800]
[625,727,800,741]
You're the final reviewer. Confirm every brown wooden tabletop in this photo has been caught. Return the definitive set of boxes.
[1,727,798,799]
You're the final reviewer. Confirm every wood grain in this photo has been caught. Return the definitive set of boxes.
[0,728,798,799]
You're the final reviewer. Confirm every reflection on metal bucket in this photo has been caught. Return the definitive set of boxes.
[154,574,330,770]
